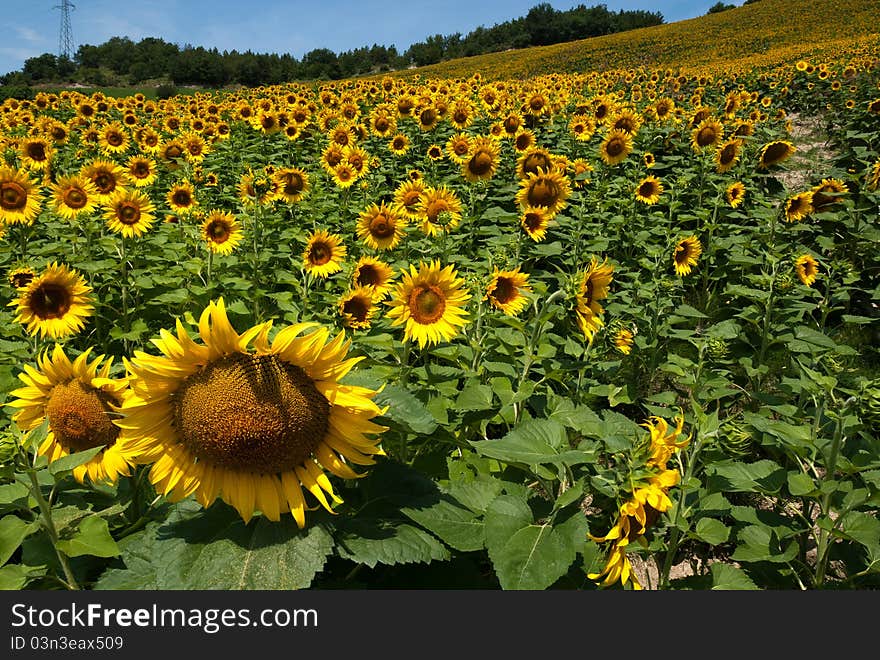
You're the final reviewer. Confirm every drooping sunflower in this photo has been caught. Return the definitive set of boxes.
[520,205,552,242]
[673,236,702,276]
[338,287,377,330]
[8,345,138,485]
[386,260,470,348]
[0,166,42,225]
[515,167,571,217]
[103,188,156,238]
[691,117,724,151]
[303,229,347,278]
[417,185,462,237]
[715,139,741,173]
[758,140,796,169]
[356,202,407,251]
[485,267,531,316]
[10,262,94,339]
[810,178,847,211]
[634,175,663,205]
[51,174,99,221]
[462,136,501,183]
[574,256,614,343]
[351,255,395,298]
[124,155,158,188]
[273,167,310,204]
[116,298,387,525]
[784,191,814,222]
[795,254,819,286]
[599,129,633,166]
[726,181,746,208]
[201,210,243,255]
[81,159,126,199]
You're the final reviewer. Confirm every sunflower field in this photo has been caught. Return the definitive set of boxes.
[1,11,880,592]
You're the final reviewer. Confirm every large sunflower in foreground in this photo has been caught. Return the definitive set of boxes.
[0,166,42,225]
[386,261,470,348]
[574,257,614,343]
[116,298,387,525]
[8,345,137,485]
[10,262,94,339]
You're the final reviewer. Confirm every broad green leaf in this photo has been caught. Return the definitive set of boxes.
[471,418,567,465]
[401,499,485,552]
[730,525,797,563]
[48,445,106,478]
[56,516,120,558]
[374,384,438,435]
[0,564,29,590]
[484,494,532,555]
[710,564,759,590]
[0,515,37,565]
[787,472,817,497]
[95,501,334,589]
[454,382,495,411]
[838,511,880,550]
[706,459,786,494]
[490,519,582,590]
[693,518,730,545]
[335,519,450,568]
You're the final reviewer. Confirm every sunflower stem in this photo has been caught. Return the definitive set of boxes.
[120,235,131,355]
[24,467,79,590]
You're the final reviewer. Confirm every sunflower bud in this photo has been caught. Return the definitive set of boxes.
[706,336,729,361]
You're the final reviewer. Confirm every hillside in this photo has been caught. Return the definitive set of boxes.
[392,0,880,79]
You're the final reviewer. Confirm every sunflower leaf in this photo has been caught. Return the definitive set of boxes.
[48,445,106,479]
[0,515,39,565]
[334,519,450,568]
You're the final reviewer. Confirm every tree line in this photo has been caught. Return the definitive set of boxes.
[1,3,663,88]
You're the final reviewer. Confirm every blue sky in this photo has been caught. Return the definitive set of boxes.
[2,0,716,76]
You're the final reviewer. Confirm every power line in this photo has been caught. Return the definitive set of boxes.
[54,0,76,60]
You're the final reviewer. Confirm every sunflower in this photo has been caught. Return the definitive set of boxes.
[166,180,198,214]
[351,255,395,297]
[515,168,571,217]
[8,345,137,485]
[393,179,426,219]
[516,147,555,179]
[19,136,53,171]
[386,261,470,348]
[51,174,99,221]
[273,167,309,204]
[98,121,130,155]
[574,257,614,343]
[201,210,243,255]
[338,287,377,330]
[599,129,633,166]
[158,138,187,170]
[726,181,746,208]
[116,298,387,525]
[634,175,663,205]
[0,166,42,225]
[388,133,410,155]
[810,178,847,211]
[673,236,702,276]
[715,139,741,173]
[795,254,819,286]
[643,152,655,168]
[124,155,158,188]
[8,266,36,289]
[568,116,595,142]
[613,328,634,355]
[520,205,552,242]
[10,262,94,339]
[462,136,501,183]
[609,108,642,136]
[417,186,462,236]
[103,188,156,238]
[691,117,724,151]
[784,191,814,222]
[81,159,125,199]
[303,230,347,278]
[356,202,407,251]
[446,133,472,163]
[344,145,370,177]
[758,141,796,169]
[485,267,531,316]
[330,163,358,189]
[512,129,537,153]
[237,170,275,206]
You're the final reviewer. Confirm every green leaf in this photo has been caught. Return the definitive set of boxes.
[48,445,106,478]
[693,518,731,545]
[0,564,29,590]
[470,418,567,465]
[454,382,495,411]
[706,459,787,494]
[673,303,709,319]
[730,525,797,563]
[710,564,759,590]
[484,494,532,554]
[838,511,880,550]
[95,501,334,589]
[787,472,817,497]
[401,499,485,552]
[56,516,120,558]
[335,519,450,568]
[0,515,37,565]
[374,384,438,435]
